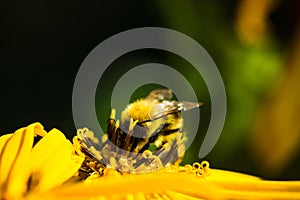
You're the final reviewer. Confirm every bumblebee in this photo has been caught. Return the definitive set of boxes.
[74,89,202,177]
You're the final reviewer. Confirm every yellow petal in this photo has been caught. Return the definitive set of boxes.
[206,169,260,182]
[166,190,206,200]
[205,169,300,199]
[38,167,300,200]
[0,134,12,153]
[0,133,12,194]
[0,122,44,197]
[0,127,26,185]
[29,128,84,193]
[43,173,224,200]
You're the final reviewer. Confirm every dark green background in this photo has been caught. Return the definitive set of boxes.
[1,0,299,180]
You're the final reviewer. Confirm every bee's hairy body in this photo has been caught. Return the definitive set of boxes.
[74,89,201,177]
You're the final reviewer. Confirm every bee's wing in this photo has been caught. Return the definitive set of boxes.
[145,88,173,101]
[146,88,202,115]
[148,101,202,121]
[178,101,203,111]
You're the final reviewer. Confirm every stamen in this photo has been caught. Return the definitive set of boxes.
[129,118,139,132]
[142,150,153,159]
[200,161,211,176]
[192,162,201,170]
[109,157,117,169]
[115,120,120,128]
[72,136,86,158]
[101,134,108,143]
[110,109,116,119]
[186,161,211,177]
[88,146,102,161]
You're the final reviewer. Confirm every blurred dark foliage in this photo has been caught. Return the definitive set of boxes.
[0,0,299,180]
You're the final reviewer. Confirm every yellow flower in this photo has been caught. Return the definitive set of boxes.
[42,161,300,200]
[2,123,300,200]
[0,122,84,200]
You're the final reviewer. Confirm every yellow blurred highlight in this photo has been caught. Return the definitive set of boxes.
[252,25,300,174]
[235,0,281,44]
